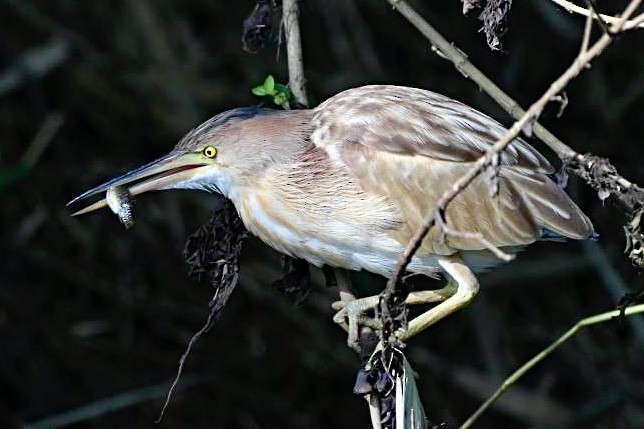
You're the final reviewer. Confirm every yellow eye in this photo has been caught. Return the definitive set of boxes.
[202,146,217,158]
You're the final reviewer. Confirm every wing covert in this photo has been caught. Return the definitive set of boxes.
[311,85,553,174]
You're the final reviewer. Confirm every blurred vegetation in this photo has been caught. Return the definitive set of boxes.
[1,0,643,428]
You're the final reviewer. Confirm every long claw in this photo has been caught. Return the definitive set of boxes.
[332,296,382,350]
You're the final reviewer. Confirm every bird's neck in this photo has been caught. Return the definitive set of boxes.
[221,109,315,196]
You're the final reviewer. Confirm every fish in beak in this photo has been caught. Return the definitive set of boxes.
[67,151,211,220]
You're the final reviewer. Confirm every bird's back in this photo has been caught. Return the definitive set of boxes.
[227,85,593,276]
[307,85,593,262]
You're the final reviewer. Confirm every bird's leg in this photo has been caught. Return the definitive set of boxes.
[397,256,479,341]
[335,267,356,305]
[333,268,362,350]
[332,284,458,349]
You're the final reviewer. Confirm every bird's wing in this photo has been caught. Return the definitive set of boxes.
[310,85,593,254]
[311,85,553,173]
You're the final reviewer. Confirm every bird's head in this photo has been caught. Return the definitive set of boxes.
[68,107,312,216]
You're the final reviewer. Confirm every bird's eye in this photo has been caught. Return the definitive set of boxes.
[202,146,217,158]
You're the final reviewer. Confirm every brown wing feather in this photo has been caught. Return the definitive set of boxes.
[311,85,593,252]
[312,85,553,173]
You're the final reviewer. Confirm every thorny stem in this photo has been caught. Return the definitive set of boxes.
[384,0,643,304]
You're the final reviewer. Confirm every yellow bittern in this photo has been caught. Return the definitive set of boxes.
[69,85,594,343]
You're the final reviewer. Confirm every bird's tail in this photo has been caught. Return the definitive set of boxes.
[506,170,595,240]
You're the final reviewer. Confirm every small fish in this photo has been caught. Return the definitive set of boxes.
[106,185,135,229]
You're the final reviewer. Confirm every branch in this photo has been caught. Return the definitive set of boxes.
[385,0,573,159]
[384,0,644,214]
[384,0,643,299]
[550,0,644,30]
[459,302,644,429]
[282,0,308,106]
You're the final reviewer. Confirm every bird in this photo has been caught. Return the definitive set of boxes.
[69,85,594,345]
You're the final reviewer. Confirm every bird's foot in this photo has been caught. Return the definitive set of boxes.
[332,284,462,348]
[332,296,383,351]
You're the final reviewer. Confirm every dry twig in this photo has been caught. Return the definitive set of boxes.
[459,303,644,428]
[385,0,644,217]
[282,0,308,107]
[383,0,644,290]
[550,0,644,30]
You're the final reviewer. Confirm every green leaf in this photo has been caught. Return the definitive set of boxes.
[252,86,267,96]
[263,75,275,94]
[275,84,292,101]
[273,93,288,105]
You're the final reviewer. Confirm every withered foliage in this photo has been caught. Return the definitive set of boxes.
[242,0,281,53]
[624,207,644,269]
[462,0,513,50]
[183,197,248,320]
[272,255,312,304]
[565,154,644,269]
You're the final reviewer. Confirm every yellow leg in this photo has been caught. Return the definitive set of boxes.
[332,283,459,348]
[398,255,479,341]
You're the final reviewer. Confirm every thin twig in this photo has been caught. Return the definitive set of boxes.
[584,0,612,36]
[578,9,593,55]
[384,0,643,294]
[385,0,644,208]
[282,0,308,106]
[459,302,644,429]
[282,1,360,341]
[156,290,222,422]
[385,0,573,160]
[550,0,644,30]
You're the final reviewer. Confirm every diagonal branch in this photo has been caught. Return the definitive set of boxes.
[385,0,644,215]
[550,0,644,30]
[384,0,643,300]
[460,302,644,429]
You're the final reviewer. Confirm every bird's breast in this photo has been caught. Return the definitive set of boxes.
[229,176,437,277]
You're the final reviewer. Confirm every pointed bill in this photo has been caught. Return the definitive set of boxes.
[67,151,209,216]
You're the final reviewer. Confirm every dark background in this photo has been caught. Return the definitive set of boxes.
[1,0,643,428]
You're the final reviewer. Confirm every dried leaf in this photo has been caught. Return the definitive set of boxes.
[478,0,513,51]
[183,197,248,320]
[598,188,610,201]
[242,1,279,53]
[462,0,480,15]
[624,207,644,269]
[272,255,311,304]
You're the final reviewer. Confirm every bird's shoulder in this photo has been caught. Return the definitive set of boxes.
[311,85,552,173]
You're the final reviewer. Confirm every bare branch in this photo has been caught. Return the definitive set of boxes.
[578,10,593,55]
[385,0,574,159]
[550,0,644,30]
[282,0,308,106]
[460,302,644,429]
[384,0,643,295]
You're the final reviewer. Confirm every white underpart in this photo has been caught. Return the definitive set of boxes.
[234,191,443,278]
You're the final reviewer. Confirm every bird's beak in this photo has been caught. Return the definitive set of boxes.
[67,151,210,216]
